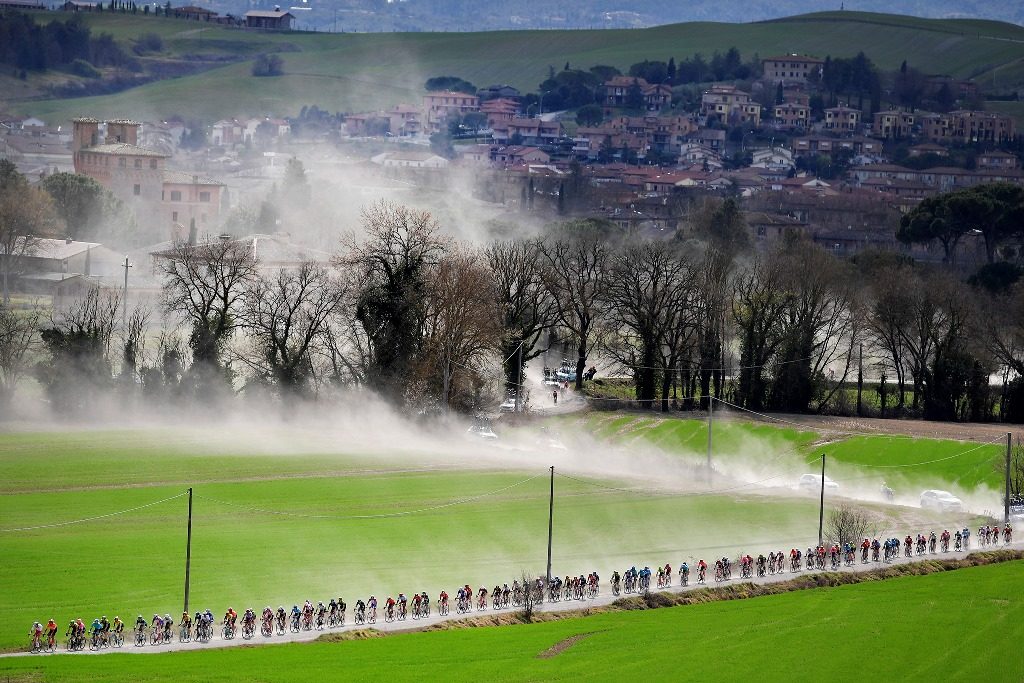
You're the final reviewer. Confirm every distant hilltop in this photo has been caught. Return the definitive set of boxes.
[176,0,1022,32]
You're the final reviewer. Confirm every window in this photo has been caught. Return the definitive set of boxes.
[133,184,141,196]
[172,211,178,222]
[134,159,142,168]
[119,158,126,168]
[199,191,210,202]
[170,190,182,202]
[150,159,157,169]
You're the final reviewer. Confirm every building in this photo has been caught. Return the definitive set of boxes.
[490,146,551,165]
[920,110,1016,144]
[244,8,294,29]
[603,76,673,112]
[477,84,521,101]
[72,118,167,205]
[422,91,480,134]
[370,151,449,169]
[872,110,915,139]
[762,54,824,84]
[73,118,224,234]
[773,101,810,130]
[493,117,561,146]
[700,85,761,126]
[385,105,422,137]
[977,150,1021,170]
[824,106,862,134]
[174,4,217,20]
[480,98,520,128]
[161,170,225,230]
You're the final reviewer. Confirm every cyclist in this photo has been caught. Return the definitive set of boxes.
[290,605,301,630]
[338,597,347,624]
[276,606,286,632]
[385,596,396,620]
[475,586,486,609]
[45,618,58,649]
[328,599,337,623]
[962,527,970,549]
[242,608,256,635]
[697,559,707,583]
[355,599,366,623]
[367,596,377,621]
[412,592,423,615]
[396,592,408,618]
[134,615,147,643]
[29,621,43,651]
[439,590,449,612]
[162,614,172,642]
[315,602,326,628]
[680,561,689,585]
[1005,524,1013,543]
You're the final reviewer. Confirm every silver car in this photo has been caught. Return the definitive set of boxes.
[798,473,839,492]
[920,489,963,512]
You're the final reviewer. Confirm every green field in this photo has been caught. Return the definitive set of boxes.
[9,10,1024,122]
[1,558,1021,681]
[0,413,1004,655]
[560,412,1006,494]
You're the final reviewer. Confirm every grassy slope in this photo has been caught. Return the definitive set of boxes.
[1,559,1021,681]
[0,428,825,652]
[563,412,1005,490]
[11,10,1024,122]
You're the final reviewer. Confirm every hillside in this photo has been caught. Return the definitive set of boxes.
[5,10,1024,124]
[124,0,1024,32]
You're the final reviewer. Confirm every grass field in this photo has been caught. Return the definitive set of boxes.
[561,412,1007,494]
[1,559,1021,681]
[0,412,1001,654]
[9,10,1024,122]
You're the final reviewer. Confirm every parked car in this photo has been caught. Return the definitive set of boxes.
[919,489,963,512]
[499,398,517,413]
[798,473,839,492]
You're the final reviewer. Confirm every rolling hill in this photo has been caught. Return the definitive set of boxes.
[5,10,1024,124]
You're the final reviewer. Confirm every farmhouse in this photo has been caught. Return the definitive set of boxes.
[244,8,294,30]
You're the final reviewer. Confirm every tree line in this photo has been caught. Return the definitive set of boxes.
[0,11,137,73]
[4,188,1024,423]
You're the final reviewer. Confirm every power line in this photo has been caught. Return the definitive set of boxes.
[0,491,189,533]
[554,469,795,499]
[847,436,1004,469]
[194,473,546,521]
[595,354,816,374]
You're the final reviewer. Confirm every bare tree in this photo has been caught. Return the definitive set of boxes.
[866,264,914,413]
[485,239,555,394]
[732,254,788,410]
[120,304,150,387]
[0,307,39,411]
[160,238,258,380]
[539,221,612,390]
[421,247,501,412]
[770,241,860,412]
[334,201,445,402]
[0,178,61,304]
[601,241,690,408]
[241,261,345,397]
[826,504,875,549]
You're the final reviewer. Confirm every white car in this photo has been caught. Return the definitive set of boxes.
[466,424,498,440]
[798,473,839,492]
[499,398,517,413]
[920,490,963,512]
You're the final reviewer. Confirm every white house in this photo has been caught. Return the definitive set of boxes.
[370,151,450,169]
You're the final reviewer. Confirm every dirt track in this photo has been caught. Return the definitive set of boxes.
[9,538,1019,658]
[764,414,1021,443]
